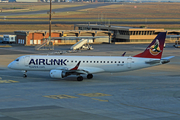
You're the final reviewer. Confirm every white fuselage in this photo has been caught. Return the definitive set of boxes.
[8,55,161,74]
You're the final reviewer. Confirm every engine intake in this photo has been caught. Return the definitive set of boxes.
[50,70,67,79]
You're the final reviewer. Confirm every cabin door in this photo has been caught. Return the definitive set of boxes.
[24,56,30,66]
[127,58,132,68]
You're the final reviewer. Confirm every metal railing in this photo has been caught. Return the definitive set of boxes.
[35,39,54,50]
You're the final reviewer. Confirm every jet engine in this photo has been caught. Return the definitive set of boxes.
[50,70,67,79]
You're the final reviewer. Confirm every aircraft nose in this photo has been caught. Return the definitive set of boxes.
[8,63,11,68]
[8,62,12,69]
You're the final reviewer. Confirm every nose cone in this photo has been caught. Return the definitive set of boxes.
[8,62,12,69]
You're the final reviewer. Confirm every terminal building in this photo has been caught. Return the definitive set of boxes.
[14,25,180,46]
[74,24,165,43]
[14,30,111,46]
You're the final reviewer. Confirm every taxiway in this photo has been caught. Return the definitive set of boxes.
[0,44,180,120]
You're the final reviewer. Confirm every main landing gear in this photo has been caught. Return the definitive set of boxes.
[76,74,93,81]
[22,70,27,78]
[77,76,83,81]
[87,74,93,79]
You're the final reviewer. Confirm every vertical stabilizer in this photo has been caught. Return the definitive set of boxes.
[133,32,166,59]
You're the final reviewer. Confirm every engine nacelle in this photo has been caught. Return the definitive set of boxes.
[50,70,67,79]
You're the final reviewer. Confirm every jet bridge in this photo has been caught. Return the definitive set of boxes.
[70,39,93,50]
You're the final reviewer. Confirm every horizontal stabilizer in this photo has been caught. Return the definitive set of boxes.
[161,56,174,64]
[161,56,174,60]
[145,59,160,64]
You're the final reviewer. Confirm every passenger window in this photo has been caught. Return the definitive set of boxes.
[118,61,120,63]
[100,61,102,63]
[83,61,85,63]
[111,61,113,63]
[71,61,73,63]
[122,61,124,63]
[75,61,77,63]
[115,61,116,63]
[94,61,96,63]
[87,61,88,63]
[97,61,99,63]
[104,61,105,63]
[90,61,92,63]
[107,61,109,63]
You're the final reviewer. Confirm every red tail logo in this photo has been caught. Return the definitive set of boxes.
[133,32,166,59]
[148,39,161,55]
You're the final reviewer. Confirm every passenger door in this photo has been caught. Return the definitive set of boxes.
[127,58,132,68]
[24,56,30,66]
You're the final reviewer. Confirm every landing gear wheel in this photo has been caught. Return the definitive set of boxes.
[22,70,27,78]
[87,74,93,79]
[77,76,83,81]
[23,74,27,78]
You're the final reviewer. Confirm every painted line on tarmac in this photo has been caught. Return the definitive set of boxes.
[44,95,78,99]
[120,102,180,116]
[91,98,109,102]
[0,76,19,84]
[78,93,112,97]
[44,93,112,101]
[0,74,48,80]
[0,80,19,84]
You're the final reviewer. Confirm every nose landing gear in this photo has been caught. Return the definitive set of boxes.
[22,70,27,78]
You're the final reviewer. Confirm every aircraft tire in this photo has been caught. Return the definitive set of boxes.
[87,74,93,79]
[23,74,27,78]
[77,76,83,81]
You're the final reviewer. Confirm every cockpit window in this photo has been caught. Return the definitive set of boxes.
[15,59,19,61]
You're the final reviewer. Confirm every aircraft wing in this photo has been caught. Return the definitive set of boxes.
[55,61,104,75]
[62,67,104,75]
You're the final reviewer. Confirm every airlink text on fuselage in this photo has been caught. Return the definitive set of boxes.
[29,59,67,66]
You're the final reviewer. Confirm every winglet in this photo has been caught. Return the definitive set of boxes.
[122,52,126,56]
[133,32,166,59]
[70,61,81,70]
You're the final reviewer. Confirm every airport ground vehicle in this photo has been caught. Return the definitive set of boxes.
[173,40,180,48]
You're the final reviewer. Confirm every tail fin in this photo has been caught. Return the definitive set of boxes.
[133,32,166,59]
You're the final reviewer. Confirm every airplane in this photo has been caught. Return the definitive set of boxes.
[8,32,174,81]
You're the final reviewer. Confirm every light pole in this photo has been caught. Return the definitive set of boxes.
[49,0,52,41]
